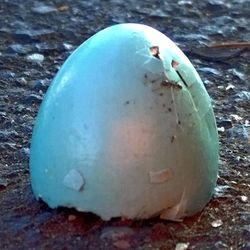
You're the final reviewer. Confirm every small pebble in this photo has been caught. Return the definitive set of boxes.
[68,214,76,221]
[175,242,189,250]
[211,219,223,228]
[217,127,225,132]
[32,4,57,14]
[208,0,224,6]
[178,1,193,6]
[16,77,28,85]
[26,53,44,63]
[225,84,235,91]
[240,196,248,203]
[204,79,213,85]
[63,43,74,51]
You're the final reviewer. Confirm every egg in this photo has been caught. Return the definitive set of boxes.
[29,23,219,221]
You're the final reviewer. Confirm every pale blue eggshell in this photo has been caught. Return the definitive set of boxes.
[30,23,219,220]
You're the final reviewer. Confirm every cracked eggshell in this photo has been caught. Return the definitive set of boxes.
[29,23,219,221]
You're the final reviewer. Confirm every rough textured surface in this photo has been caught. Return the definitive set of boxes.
[29,23,219,221]
[0,0,249,249]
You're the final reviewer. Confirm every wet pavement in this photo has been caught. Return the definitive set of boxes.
[0,0,249,249]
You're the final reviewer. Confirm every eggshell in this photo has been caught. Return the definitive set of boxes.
[29,23,219,220]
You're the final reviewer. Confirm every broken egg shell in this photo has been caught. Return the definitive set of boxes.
[29,23,219,221]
